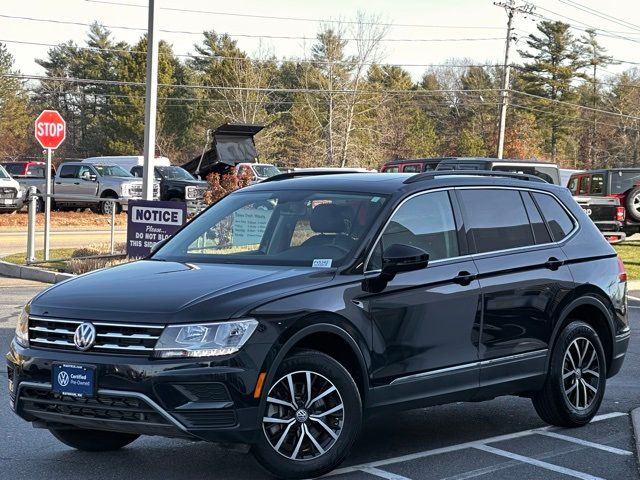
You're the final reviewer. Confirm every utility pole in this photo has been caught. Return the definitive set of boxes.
[494,0,534,159]
[142,0,159,200]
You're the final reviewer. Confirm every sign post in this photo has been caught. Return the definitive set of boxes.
[34,110,66,261]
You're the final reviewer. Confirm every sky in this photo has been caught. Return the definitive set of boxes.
[2,0,640,82]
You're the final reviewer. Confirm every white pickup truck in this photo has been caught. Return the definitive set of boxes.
[0,165,23,213]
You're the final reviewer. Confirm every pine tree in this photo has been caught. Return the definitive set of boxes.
[0,43,31,160]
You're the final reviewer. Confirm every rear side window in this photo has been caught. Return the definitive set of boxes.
[383,166,400,173]
[459,189,534,254]
[532,193,575,241]
[402,164,422,173]
[522,192,552,244]
[610,171,640,194]
[3,163,24,175]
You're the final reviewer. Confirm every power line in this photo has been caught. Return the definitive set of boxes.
[558,0,640,34]
[83,0,507,30]
[3,73,502,96]
[511,103,638,131]
[0,14,503,43]
[0,38,502,69]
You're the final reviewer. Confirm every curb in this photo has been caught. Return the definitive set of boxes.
[0,259,75,284]
[632,408,640,467]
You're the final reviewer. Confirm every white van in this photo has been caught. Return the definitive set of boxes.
[83,156,171,174]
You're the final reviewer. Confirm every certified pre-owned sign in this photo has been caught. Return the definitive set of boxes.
[126,200,187,257]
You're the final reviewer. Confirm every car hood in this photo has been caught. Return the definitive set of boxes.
[164,179,208,187]
[30,260,335,323]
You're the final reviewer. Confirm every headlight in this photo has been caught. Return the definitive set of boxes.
[153,319,258,359]
[121,183,131,196]
[15,304,29,347]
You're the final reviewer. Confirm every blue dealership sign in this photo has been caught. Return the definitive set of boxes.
[126,200,187,257]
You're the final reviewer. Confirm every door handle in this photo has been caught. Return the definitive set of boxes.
[54,182,61,185]
[453,271,476,286]
[545,257,564,271]
[73,182,80,185]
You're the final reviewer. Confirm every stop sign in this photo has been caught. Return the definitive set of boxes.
[35,110,66,149]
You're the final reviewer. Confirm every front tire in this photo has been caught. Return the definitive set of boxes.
[532,320,606,427]
[48,427,139,451]
[252,351,362,479]
[100,195,120,215]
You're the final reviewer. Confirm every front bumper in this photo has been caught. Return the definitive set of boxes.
[6,341,267,444]
[0,198,23,211]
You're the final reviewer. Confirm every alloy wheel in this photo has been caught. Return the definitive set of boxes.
[562,337,600,410]
[262,370,344,461]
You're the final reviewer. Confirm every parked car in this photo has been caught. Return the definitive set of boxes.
[8,171,629,479]
[236,162,281,183]
[53,162,159,214]
[130,165,208,213]
[560,168,582,187]
[1,161,57,212]
[380,158,441,173]
[0,164,23,213]
[435,157,561,184]
[83,155,171,173]
[568,169,640,237]
[573,195,626,244]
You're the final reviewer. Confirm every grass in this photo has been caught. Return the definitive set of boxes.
[614,240,640,281]
[2,248,76,267]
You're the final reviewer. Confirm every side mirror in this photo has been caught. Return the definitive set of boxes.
[363,244,429,293]
[381,244,429,278]
[89,174,97,182]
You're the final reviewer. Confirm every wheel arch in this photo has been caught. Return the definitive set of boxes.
[550,294,615,373]
[256,316,369,426]
[100,189,119,198]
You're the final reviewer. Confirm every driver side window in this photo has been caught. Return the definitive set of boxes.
[368,191,459,271]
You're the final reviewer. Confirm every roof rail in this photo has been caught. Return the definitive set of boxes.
[261,170,367,183]
[403,170,548,184]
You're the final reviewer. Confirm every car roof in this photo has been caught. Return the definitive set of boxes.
[573,168,640,174]
[244,172,562,196]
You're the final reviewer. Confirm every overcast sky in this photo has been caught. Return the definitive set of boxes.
[2,0,640,81]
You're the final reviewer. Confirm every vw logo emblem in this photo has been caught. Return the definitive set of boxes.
[295,409,309,423]
[73,322,96,351]
[57,371,70,387]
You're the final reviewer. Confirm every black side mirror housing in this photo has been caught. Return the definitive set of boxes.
[363,244,429,293]
[381,244,429,277]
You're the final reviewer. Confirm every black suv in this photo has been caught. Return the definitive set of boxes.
[7,171,630,479]
[130,165,208,213]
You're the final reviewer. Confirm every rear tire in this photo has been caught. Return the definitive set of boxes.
[252,350,362,479]
[532,320,606,427]
[48,427,139,451]
[625,187,640,222]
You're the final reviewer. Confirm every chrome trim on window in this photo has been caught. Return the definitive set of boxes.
[363,186,579,273]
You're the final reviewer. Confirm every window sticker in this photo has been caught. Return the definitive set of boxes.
[312,259,333,268]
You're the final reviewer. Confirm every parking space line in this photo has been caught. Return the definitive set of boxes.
[473,444,605,480]
[324,412,627,477]
[535,430,633,455]
[359,467,413,480]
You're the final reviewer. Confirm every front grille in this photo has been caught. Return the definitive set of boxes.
[129,184,143,196]
[0,187,17,199]
[172,410,237,429]
[28,316,164,356]
[20,388,170,426]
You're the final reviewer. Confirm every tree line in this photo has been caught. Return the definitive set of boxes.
[1,17,640,170]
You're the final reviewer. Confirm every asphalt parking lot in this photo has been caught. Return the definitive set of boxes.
[1,278,638,480]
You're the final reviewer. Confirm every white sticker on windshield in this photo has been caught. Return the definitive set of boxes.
[312,259,333,268]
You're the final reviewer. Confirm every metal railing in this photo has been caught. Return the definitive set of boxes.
[25,186,125,265]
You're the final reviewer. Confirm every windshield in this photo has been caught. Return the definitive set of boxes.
[0,165,9,179]
[156,166,196,181]
[94,165,133,177]
[155,190,388,267]
[253,165,281,178]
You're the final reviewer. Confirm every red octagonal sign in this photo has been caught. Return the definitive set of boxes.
[35,110,66,149]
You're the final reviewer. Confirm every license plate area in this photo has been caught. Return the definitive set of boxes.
[52,363,96,398]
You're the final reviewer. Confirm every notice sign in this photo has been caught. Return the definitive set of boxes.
[126,200,187,257]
